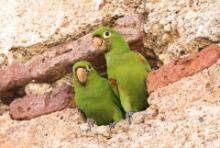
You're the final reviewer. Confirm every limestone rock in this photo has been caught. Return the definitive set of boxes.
[0,15,143,99]
[0,0,220,147]
[0,0,139,59]
[143,0,220,63]
[0,58,220,147]
[25,82,52,95]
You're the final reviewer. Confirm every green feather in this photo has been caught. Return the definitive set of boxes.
[93,27,151,112]
[72,61,124,125]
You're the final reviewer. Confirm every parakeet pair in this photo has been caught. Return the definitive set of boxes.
[72,27,151,126]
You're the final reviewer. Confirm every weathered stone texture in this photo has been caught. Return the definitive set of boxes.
[0,15,143,98]
[0,0,220,147]
[148,44,220,92]
[9,85,73,120]
[143,0,220,63]
[0,59,220,147]
[0,0,138,59]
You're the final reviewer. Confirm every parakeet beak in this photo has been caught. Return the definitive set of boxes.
[76,68,88,85]
[93,36,106,50]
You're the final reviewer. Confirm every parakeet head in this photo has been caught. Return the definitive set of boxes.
[92,27,129,53]
[72,61,95,86]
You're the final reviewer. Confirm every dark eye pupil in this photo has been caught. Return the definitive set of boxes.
[87,65,92,70]
[105,32,110,36]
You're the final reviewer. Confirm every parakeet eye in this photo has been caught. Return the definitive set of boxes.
[86,65,92,72]
[103,31,111,38]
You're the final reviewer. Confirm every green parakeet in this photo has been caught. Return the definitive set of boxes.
[72,61,124,125]
[92,27,151,115]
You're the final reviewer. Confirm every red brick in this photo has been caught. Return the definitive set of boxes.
[9,85,74,120]
[147,44,220,93]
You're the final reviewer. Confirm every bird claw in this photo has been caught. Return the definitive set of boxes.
[87,118,96,131]
[109,122,117,129]
[126,112,134,124]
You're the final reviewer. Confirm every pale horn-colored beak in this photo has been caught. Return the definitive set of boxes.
[93,37,106,50]
[76,68,88,85]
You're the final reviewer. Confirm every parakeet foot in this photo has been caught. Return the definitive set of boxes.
[87,118,96,131]
[126,112,134,124]
[109,122,117,129]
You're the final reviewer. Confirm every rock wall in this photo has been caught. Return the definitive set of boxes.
[0,0,220,147]
[143,0,220,63]
[0,0,138,61]
[1,59,220,147]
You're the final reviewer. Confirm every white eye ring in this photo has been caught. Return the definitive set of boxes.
[103,31,111,38]
[86,65,92,72]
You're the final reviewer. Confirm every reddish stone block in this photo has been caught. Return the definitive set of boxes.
[9,85,74,120]
[147,44,220,93]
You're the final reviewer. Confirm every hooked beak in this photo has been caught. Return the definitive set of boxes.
[76,68,88,85]
[92,36,106,50]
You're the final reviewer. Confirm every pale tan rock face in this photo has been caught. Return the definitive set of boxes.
[25,82,52,95]
[1,0,220,147]
[1,0,220,64]
[0,0,137,63]
[143,0,220,63]
[0,0,144,97]
[0,0,102,54]
[1,60,220,147]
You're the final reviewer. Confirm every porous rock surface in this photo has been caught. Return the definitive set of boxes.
[0,14,143,98]
[143,0,220,63]
[1,59,220,147]
[1,0,220,147]
[0,0,139,59]
[9,85,73,120]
